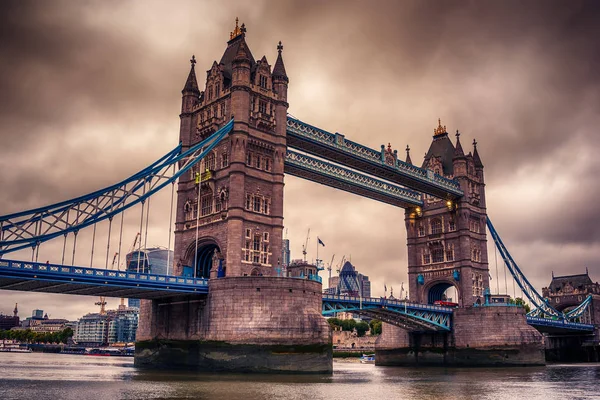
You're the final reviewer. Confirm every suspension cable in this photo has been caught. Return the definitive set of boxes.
[105,195,115,269]
[194,171,201,279]
[166,164,175,276]
[143,187,151,252]
[71,230,78,266]
[90,200,98,268]
[61,210,69,265]
[117,210,125,271]
[136,180,146,273]
[494,245,499,295]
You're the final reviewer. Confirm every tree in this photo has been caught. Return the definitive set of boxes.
[513,297,531,313]
[355,321,369,337]
[369,319,382,335]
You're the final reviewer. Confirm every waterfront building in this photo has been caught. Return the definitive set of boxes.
[0,303,19,330]
[108,308,138,344]
[126,247,174,275]
[281,238,290,268]
[29,318,69,333]
[287,259,320,280]
[74,313,110,346]
[128,298,141,308]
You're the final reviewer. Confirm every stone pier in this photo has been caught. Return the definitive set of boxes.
[135,277,332,373]
[375,306,545,366]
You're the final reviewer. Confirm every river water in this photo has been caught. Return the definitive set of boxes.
[0,353,599,400]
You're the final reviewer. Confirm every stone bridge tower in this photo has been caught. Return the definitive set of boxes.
[406,120,489,306]
[174,19,289,279]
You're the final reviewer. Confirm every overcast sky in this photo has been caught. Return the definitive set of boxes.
[1,0,599,320]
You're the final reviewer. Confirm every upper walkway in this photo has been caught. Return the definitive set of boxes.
[286,116,463,200]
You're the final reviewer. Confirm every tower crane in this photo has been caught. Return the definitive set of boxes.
[95,297,107,315]
[336,255,346,274]
[302,228,310,262]
[327,254,335,280]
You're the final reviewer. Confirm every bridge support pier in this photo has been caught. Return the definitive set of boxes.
[135,277,332,373]
[375,306,545,366]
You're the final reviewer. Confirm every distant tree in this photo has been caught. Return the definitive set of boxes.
[513,297,531,313]
[369,319,382,335]
[327,318,342,329]
[340,319,356,332]
[355,322,369,337]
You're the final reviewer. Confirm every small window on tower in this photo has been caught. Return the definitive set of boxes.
[264,158,270,171]
[215,84,220,98]
[247,152,252,165]
[253,196,261,212]
[221,153,229,168]
[260,75,268,89]
[259,100,267,114]
[255,156,261,169]
[245,228,251,238]
[263,232,269,241]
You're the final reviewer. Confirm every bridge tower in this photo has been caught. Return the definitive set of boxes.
[174,19,288,279]
[406,120,489,307]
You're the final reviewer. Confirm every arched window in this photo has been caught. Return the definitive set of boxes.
[431,218,443,235]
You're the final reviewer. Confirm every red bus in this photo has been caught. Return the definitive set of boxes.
[433,300,459,307]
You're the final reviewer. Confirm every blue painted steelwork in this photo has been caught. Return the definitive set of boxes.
[286,116,463,200]
[322,294,453,331]
[284,150,423,208]
[526,316,594,333]
[0,259,208,298]
[487,217,592,323]
[0,119,235,256]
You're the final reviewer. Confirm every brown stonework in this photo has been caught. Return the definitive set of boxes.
[406,124,489,307]
[375,306,545,366]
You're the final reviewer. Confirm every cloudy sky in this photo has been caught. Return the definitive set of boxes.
[0,0,599,320]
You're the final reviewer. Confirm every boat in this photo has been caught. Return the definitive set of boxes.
[360,353,375,364]
[0,340,32,353]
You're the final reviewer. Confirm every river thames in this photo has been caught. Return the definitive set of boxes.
[0,353,599,399]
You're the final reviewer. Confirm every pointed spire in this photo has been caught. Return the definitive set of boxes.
[234,40,251,62]
[182,55,200,95]
[434,118,447,136]
[13,303,18,317]
[453,130,465,158]
[230,17,244,40]
[405,145,412,164]
[273,41,288,82]
[473,138,484,168]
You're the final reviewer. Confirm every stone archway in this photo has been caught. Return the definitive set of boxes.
[427,281,459,305]
[186,240,220,279]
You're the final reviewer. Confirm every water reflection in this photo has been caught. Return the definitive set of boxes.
[0,353,599,400]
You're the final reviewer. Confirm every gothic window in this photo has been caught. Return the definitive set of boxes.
[446,244,454,261]
[220,102,225,118]
[253,196,261,212]
[206,153,215,171]
[247,152,252,165]
[255,156,261,169]
[263,199,270,215]
[263,232,269,241]
[245,194,252,210]
[244,241,251,262]
[431,218,443,235]
[259,100,267,114]
[215,198,222,213]
[221,152,229,168]
[418,224,425,237]
[259,75,268,89]
[253,234,261,263]
[201,194,212,216]
[208,86,213,100]
[215,84,220,98]
[431,245,444,263]
[449,218,456,232]
[245,228,251,238]
[422,251,431,265]
[264,158,270,171]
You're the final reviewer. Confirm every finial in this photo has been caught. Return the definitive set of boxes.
[434,118,447,136]
[387,142,392,152]
[406,145,410,154]
[190,55,196,66]
[456,129,460,139]
[277,41,283,54]
[473,138,478,148]
[230,17,244,40]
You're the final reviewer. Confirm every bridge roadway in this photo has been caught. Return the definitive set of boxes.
[0,259,593,334]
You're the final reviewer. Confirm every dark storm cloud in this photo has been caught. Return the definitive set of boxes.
[1,0,599,318]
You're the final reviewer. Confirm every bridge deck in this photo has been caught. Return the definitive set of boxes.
[0,260,208,299]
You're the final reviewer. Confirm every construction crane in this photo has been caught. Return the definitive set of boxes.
[119,232,140,271]
[110,252,118,270]
[336,255,346,274]
[327,254,335,280]
[302,228,310,262]
[95,297,107,315]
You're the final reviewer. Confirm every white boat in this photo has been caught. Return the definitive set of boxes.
[0,340,32,353]
[360,353,375,364]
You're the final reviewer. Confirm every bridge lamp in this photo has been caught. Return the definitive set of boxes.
[446,200,454,211]
[415,207,422,218]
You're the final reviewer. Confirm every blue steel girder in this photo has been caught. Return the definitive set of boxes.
[286,116,463,200]
[526,316,594,334]
[285,150,423,208]
[322,295,452,332]
[0,119,234,256]
[0,259,208,299]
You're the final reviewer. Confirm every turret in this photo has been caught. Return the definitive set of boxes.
[452,130,467,177]
[272,41,289,103]
[181,55,200,114]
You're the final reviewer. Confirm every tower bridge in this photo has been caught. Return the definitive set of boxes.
[0,20,597,371]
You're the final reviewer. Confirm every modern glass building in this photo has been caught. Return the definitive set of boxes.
[126,247,174,275]
[108,308,138,344]
[127,298,140,308]
[281,238,290,267]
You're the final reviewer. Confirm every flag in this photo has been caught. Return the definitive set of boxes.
[317,237,325,247]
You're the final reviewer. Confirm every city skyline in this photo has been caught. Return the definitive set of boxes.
[1,0,599,320]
